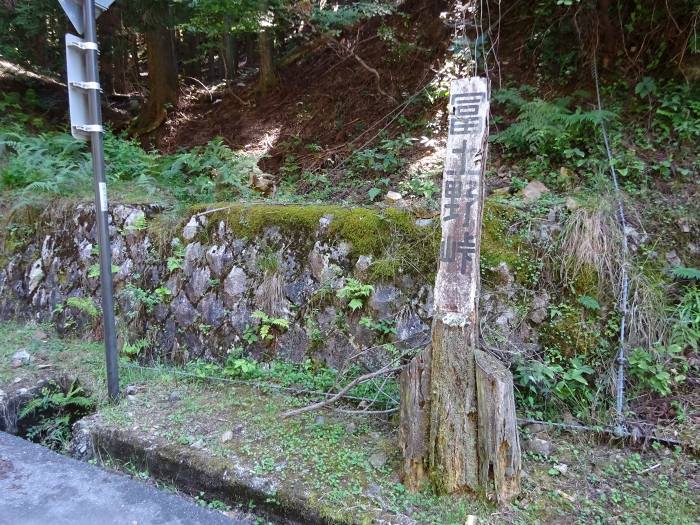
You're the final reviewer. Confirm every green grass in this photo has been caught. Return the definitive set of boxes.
[1,320,698,525]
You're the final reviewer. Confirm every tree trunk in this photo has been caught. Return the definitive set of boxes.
[98,7,121,95]
[130,33,142,89]
[399,347,431,491]
[112,37,129,94]
[428,313,479,493]
[30,22,48,70]
[207,49,217,83]
[222,17,238,81]
[180,32,201,78]
[132,26,179,135]
[399,78,520,500]
[597,0,616,68]
[257,4,277,92]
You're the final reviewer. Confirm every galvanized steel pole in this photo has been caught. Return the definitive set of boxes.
[83,0,119,400]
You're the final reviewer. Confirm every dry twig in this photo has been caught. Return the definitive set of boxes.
[281,364,403,418]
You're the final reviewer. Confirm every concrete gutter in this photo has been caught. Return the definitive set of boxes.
[78,417,329,525]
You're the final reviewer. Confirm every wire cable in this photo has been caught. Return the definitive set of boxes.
[592,53,632,436]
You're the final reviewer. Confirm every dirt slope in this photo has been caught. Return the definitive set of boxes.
[155,0,449,174]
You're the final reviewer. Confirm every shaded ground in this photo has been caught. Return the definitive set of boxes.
[1,321,698,525]
[0,431,244,525]
[154,0,448,173]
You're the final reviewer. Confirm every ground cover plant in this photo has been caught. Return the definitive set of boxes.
[1,321,698,524]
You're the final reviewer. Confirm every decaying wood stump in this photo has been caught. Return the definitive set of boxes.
[399,346,431,491]
[398,77,521,500]
[475,350,521,503]
[428,313,479,493]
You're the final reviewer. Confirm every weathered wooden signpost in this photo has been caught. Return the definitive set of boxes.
[400,77,521,502]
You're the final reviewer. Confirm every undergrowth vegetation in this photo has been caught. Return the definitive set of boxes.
[177,354,400,411]
[490,76,700,425]
[1,0,698,454]
[492,80,699,193]
[0,124,261,208]
[18,379,95,451]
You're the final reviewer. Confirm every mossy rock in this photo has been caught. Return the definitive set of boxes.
[539,309,600,357]
[192,200,529,285]
[195,203,442,283]
[1,203,42,256]
[480,201,538,286]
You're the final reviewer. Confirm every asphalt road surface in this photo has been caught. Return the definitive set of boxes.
[0,431,248,525]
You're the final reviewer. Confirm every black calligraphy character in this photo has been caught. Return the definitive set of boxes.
[452,140,468,176]
[452,140,481,176]
[443,179,462,221]
[451,92,485,117]
[449,117,482,135]
[462,182,479,220]
[457,233,476,274]
[440,235,456,263]
[450,92,485,135]
[452,140,468,156]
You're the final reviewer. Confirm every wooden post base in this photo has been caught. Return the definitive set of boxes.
[475,350,521,503]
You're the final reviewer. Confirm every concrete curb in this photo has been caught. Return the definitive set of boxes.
[83,416,332,525]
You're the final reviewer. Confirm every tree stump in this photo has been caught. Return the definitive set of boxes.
[399,346,431,491]
[399,77,521,500]
[475,350,521,503]
[428,313,480,492]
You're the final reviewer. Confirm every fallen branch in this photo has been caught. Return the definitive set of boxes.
[183,76,213,102]
[335,407,399,415]
[352,53,397,103]
[277,34,333,68]
[281,365,403,418]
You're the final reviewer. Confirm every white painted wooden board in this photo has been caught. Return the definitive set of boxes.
[433,77,489,315]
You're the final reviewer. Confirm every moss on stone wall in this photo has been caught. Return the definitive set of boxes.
[480,201,539,286]
[539,305,600,357]
[196,201,534,285]
[197,203,442,283]
[570,263,599,297]
[3,199,532,287]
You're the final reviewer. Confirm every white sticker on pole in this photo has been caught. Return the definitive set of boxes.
[99,182,108,212]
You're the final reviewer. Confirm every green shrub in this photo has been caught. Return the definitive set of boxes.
[628,345,688,397]
[0,126,259,205]
[121,284,171,316]
[636,80,700,142]
[65,297,100,318]
[514,354,595,419]
[670,286,700,352]
[349,134,414,176]
[492,88,612,160]
[250,310,289,342]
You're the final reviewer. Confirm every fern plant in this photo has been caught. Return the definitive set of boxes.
[670,285,700,351]
[337,278,374,311]
[251,310,289,342]
[167,239,186,272]
[671,266,700,281]
[493,94,613,159]
[0,126,261,205]
[65,297,100,318]
[19,380,95,451]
